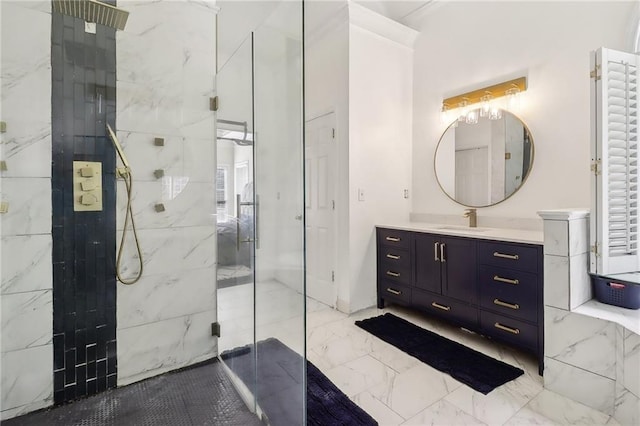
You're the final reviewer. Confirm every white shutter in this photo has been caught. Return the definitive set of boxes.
[591,47,640,275]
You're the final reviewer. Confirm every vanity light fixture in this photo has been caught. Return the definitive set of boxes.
[441,76,527,123]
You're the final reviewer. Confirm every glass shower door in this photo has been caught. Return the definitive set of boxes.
[215,35,257,409]
[216,1,305,424]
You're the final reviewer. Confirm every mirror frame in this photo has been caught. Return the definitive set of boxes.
[433,109,535,208]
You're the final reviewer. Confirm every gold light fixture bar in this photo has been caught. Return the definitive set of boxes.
[443,77,527,109]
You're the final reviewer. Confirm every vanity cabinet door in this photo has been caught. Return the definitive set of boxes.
[415,233,443,293]
[441,237,477,304]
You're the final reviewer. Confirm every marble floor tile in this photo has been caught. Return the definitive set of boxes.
[351,391,405,426]
[502,406,560,425]
[525,389,611,425]
[324,354,397,398]
[401,399,486,426]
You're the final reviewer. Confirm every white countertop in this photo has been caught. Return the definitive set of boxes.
[574,299,640,336]
[377,222,544,245]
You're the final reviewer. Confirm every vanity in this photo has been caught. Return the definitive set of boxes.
[376,223,544,375]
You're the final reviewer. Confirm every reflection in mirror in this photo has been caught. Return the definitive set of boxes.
[434,109,533,207]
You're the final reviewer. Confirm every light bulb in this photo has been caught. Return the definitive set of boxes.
[457,99,469,122]
[465,108,479,125]
[488,106,503,120]
[480,93,492,118]
[505,86,521,111]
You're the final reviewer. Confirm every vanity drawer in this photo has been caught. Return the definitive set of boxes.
[379,247,411,270]
[378,228,411,250]
[480,310,537,350]
[378,264,412,286]
[413,289,478,328]
[479,265,538,322]
[379,281,412,305]
[478,241,539,273]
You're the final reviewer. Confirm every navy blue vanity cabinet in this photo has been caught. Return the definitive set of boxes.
[413,233,478,327]
[377,228,414,307]
[477,240,544,375]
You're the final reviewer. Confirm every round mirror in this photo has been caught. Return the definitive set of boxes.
[434,109,534,207]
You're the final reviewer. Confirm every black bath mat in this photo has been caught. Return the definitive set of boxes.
[355,313,524,394]
[221,338,377,426]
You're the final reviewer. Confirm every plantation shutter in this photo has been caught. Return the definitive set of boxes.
[591,47,640,275]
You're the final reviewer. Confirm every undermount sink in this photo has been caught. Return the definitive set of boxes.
[434,225,490,232]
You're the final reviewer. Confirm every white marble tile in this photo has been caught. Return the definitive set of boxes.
[544,306,617,379]
[118,130,184,181]
[623,331,640,397]
[443,367,542,425]
[116,180,215,231]
[569,252,592,309]
[502,406,560,425]
[0,178,51,236]
[118,266,215,329]
[369,363,462,420]
[1,398,52,422]
[1,290,52,352]
[2,1,51,13]
[573,300,640,336]
[402,399,486,426]
[116,80,184,137]
[526,389,611,425]
[183,138,215,183]
[368,336,420,374]
[306,306,348,328]
[0,4,51,180]
[351,391,404,426]
[324,354,397,398]
[116,31,183,87]
[119,226,216,277]
[606,413,623,426]
[313,332,374,369]
[1,345,53,411]
[543,220,569,256]
[544,254,569,310]
[1,234,52,294]
[614,387,640,426]
[543,357,615,415]
[568,217,589,256]
[117,309,217,386]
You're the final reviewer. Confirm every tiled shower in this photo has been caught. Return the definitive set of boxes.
[1,0,306,422]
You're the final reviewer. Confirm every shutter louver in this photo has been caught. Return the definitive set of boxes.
[607,60,638,257]
[591,48,640,275]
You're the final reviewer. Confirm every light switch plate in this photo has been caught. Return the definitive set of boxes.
[73,161,103,212]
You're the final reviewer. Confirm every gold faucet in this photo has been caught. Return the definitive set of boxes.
[463,208,477,228]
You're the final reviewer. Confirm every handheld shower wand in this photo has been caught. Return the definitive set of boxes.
[106,123,143,285]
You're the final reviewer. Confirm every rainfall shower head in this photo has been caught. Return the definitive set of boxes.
[53,0,129,31]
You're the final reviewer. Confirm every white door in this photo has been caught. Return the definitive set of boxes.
[305,113,336,307]
[455,147,489,206]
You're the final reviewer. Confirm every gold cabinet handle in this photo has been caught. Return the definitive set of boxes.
[386,236,401,242]
[386,271,400,277]
[386,254,401,260]
[494,322,520,335]
[434,242,439,261]
[493,251,519,260]
[493,275,519,285]
[431,302,451,311]
[493,298,520,310]
[440,243,446,262]
[386,287,401,295]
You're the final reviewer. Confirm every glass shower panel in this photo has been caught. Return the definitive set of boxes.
[215,35,257,410]
[253,1,306,424]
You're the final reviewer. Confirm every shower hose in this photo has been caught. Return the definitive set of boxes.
[116,168,144,285]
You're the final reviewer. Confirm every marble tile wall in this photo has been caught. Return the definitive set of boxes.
[539,210,640,424]
[114,0,218,386]
[0,1,53,420]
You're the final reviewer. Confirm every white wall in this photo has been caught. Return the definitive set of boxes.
[305,2,351,310]
[348,19,414,312]
[412,1,634,220]
[0,1,53,420]
[115,0,218,386]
